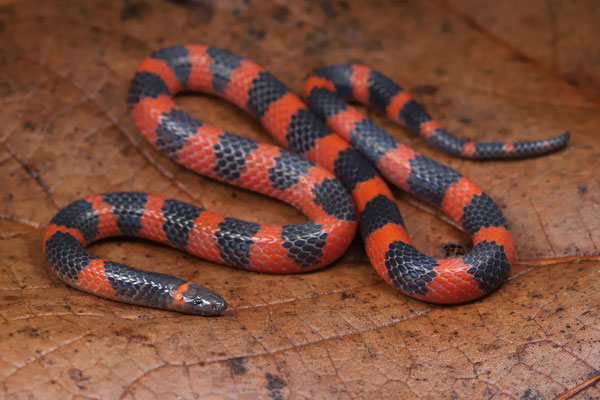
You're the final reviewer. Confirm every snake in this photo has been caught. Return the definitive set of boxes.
[43,45,569,315]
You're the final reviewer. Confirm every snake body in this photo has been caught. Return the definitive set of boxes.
[43,45,569,315]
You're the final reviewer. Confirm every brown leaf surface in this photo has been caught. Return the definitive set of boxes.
[1,0,599,398]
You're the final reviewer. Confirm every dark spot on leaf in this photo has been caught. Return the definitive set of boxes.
[318,0,337,17]
[340,292,355,300]
[305,31,330,54]
[166,0,214,23]
[247,27,265,39]
[410,85,438,96]
[510,53,531,63]
[265,373,286,400]
[434,67,446,76]
[272,5,290,22]
[521,388,544,400]
[565,75,579,87]
[120,0,148,20]
[167,0,200,5]
[462,14,484,33]
[68,368,90,389]
[17,326,42,337]
[114,328,149,343]
[229,357,247,375]
[440,20,453,34]
[587,370,600,379]
[578,185,588,195]
[365,39,383,51]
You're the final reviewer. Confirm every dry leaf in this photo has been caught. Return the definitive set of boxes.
[1,0,599,398]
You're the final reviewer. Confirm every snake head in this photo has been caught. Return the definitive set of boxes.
[176,283,228,316]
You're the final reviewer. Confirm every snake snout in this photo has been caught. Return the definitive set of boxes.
[183,284,228,316]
